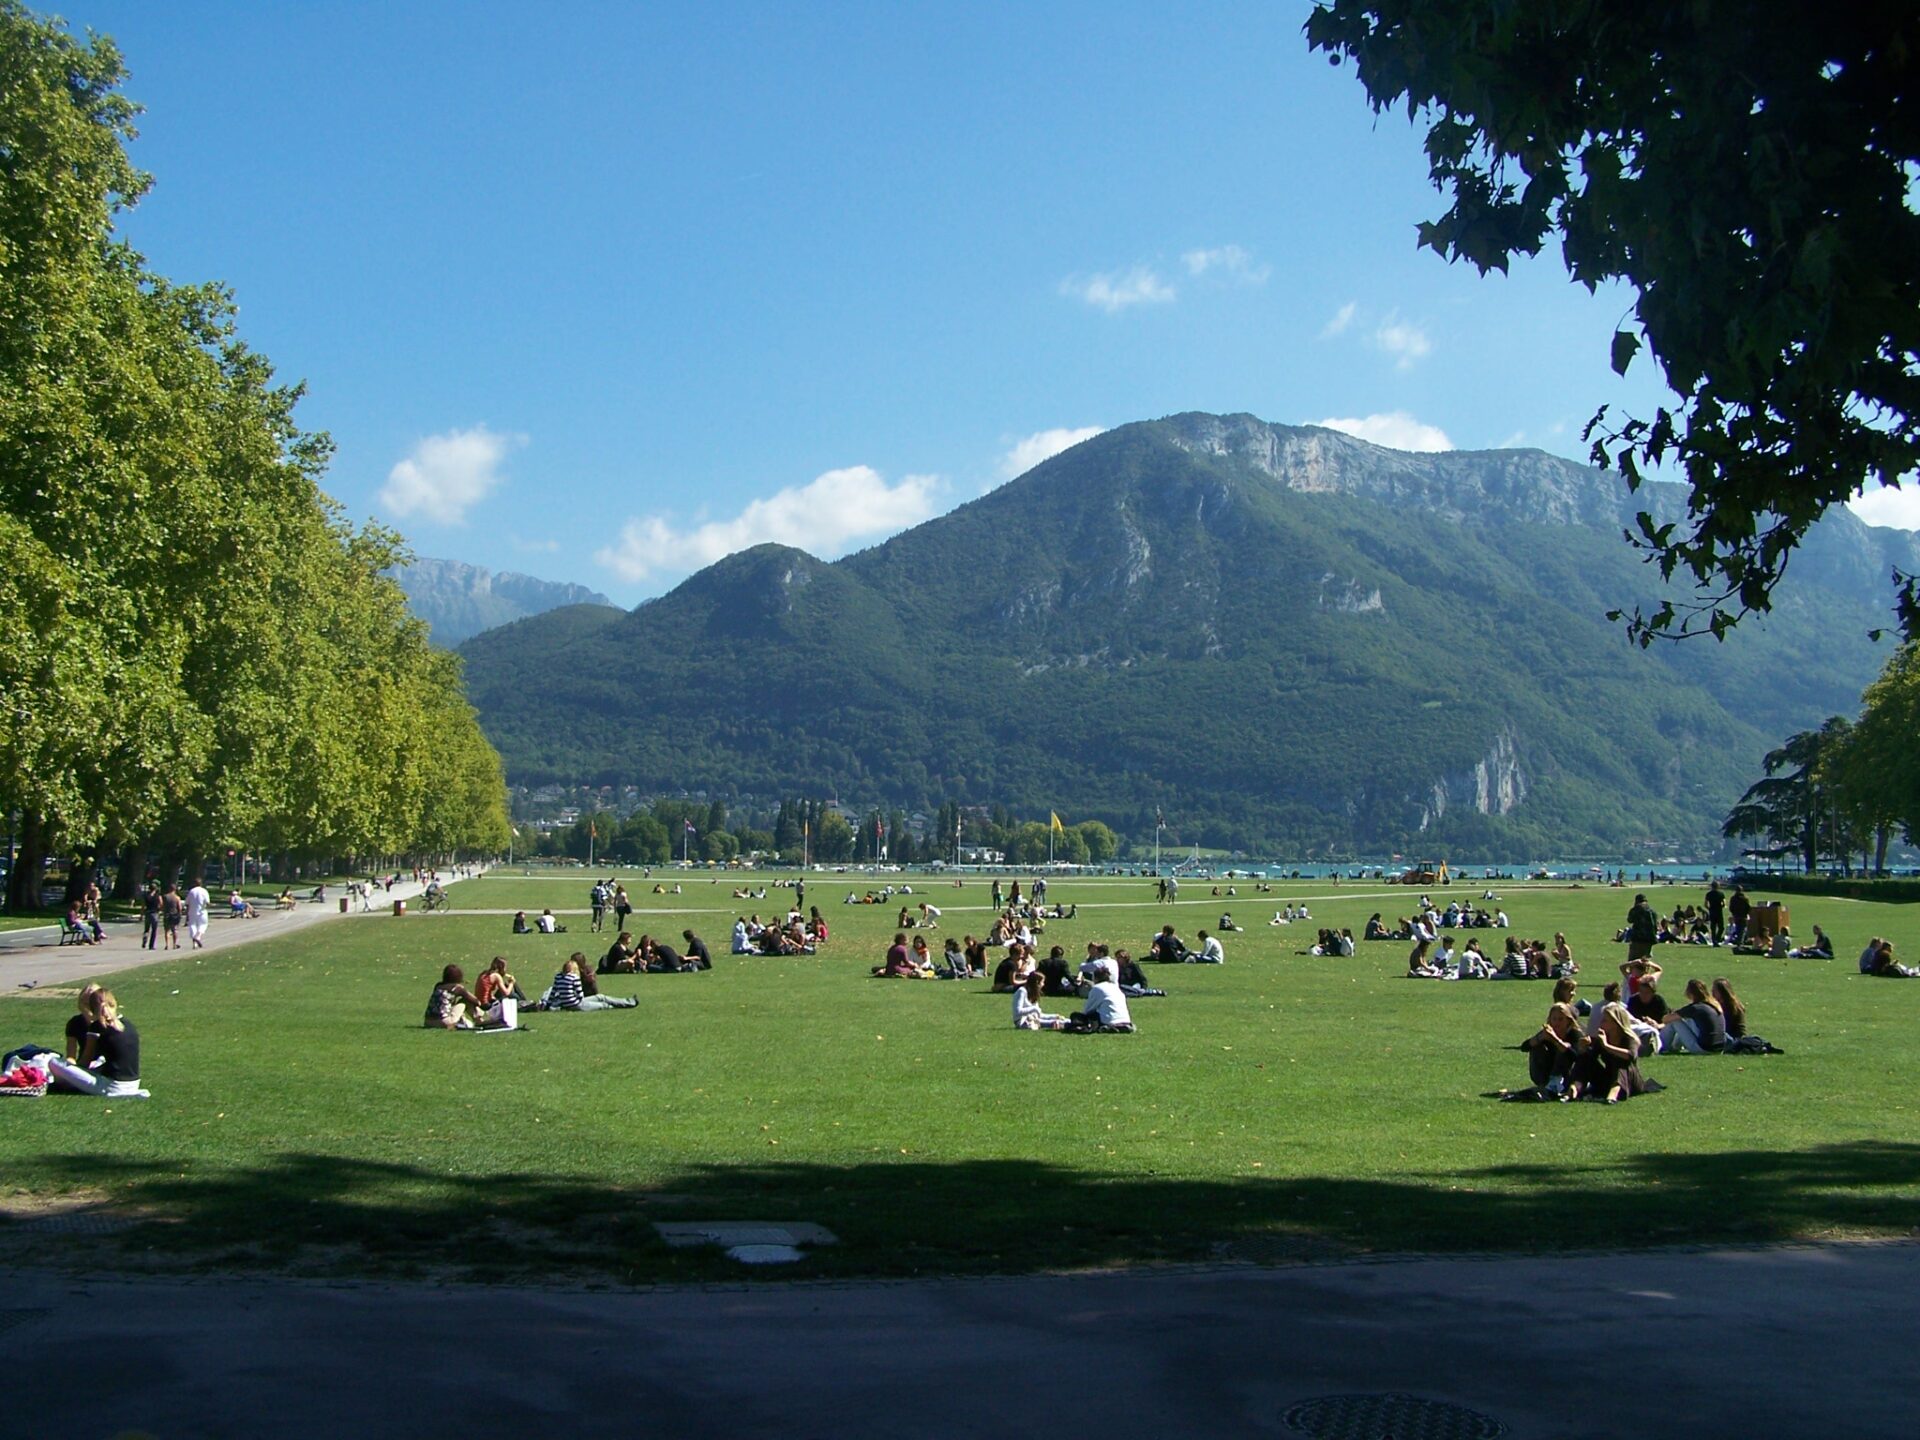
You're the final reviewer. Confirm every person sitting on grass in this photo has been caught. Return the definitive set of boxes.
[474,958,527,1011]
[1188,928,1225,964]
[1457,937,1495,978]
[1574,1001,1655,1104]
[873,932,930,979]
[1065,973,1135,1032]
[545,955,637,1010]
[1363,912,1389,941]
[1788,925,1834,959]
[423,965,486,1029]
[991,943,1035,992]
[1660,977,1728,1054]
[1013,973,1068,1030]
[681,929,714,970]
[1150,924,1187,964]
[512,910,532,935]
[1869,939,1918,978]
[1551,933,1577,974]
[600,932,640,973]
[45,990,148,1097]
[1407,937,1444,978]
[536,908,565,934]
[1523,977,1586,1095]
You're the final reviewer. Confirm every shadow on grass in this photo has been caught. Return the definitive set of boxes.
[8,1141,1919,1283]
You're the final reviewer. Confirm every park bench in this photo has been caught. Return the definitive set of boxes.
[58,916,89,946]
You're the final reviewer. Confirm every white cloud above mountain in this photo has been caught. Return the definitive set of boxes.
[999,425,1107,480]
[1374,314,1433,368]
[595,465,942,582]
[1849,481,1920,531]
[379,424,522,525]
[1310,411,1454,453]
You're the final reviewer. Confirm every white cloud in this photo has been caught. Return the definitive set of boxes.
[1000,425,1106,479]
[1849,482,1920,531]
[594,466,942,583]
[1319,301,1358,339]
[1182,244,1271,285]
[1310,411,1455,453]
[1374,314,1433,369]
[379,424,522,525]
[1060,266,1175,313]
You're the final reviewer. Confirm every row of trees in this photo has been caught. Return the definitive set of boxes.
[523,796,1123,868]
[1723,643,1920,874]
[0,7,509,906]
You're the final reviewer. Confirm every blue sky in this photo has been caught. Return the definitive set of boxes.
[82,0,1918,603]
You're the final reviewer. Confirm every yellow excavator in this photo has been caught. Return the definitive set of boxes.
[1396,859,1449,885]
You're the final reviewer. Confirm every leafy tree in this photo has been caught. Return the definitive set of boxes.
[1722,717,1853,872]
[814,811,854,862]
[1306,2,1920,642]
[1075,819,1119,863]
[1833,643,1920,862]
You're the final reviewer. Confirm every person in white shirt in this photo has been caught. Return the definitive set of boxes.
[731,917,752,954]
[536,909,562,934]
[1434,935,1458,974]
[918,902,941,928]
[185,881,211,949]
[1013,974,1066,1030]
[1190,929,1225,964]
[1073,979,1134,1031]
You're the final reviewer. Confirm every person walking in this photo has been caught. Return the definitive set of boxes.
[185,877,211,949]
[1705,879,1726,947]
[140,881,162,951]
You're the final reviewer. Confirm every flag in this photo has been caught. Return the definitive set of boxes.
[589,820,597,840]
[1050,811,1064,834]
[684,820,696,834]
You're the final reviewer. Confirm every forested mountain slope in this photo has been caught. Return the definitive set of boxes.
[459,414,1913,853]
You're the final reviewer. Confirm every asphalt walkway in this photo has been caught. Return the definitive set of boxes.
[0,871,474,989]
[3,1240,1912,1438]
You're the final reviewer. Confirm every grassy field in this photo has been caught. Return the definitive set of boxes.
[2,873,1915,1284]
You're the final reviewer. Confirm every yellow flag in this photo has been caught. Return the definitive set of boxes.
[1050,811,1064,833]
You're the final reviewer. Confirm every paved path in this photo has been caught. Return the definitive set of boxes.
[3,1240,1913,1438]
[0,871,477,990]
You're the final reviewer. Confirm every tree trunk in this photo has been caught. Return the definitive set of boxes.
[1874,823,1890,876]
[7,811,46,911]
[64,843,96,906]
[111,837,144,902]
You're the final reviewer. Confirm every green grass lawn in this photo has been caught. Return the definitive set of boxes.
[2,874,1915,1284]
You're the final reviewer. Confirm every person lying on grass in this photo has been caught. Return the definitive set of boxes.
[424,965,486,1029]
[1013,973,1067,1030]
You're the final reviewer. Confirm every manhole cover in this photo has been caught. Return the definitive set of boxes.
[1283,1393,1506,1440]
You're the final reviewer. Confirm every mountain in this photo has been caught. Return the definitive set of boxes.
[392,557,617,646]
[457,413,1917,854]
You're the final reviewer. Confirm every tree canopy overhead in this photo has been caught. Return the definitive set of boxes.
[1306,1,1920,642]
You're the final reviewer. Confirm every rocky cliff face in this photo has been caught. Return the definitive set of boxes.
[393,557,615,646]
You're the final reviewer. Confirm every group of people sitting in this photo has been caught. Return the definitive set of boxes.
[511,909,566,934]
[598,929,715,973]
[730,910,824,954]
[1367,899,1510,940]
[1860,937,1915,977]
[1266,902,1313,924]
[1,983,148,1097]
[1519,964,1769,1102]
[1409,932,1576,980]
[1299,927,1357,956]
[424,953,643,1028]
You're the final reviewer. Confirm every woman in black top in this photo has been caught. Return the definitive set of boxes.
[51,989,148,1098]
[63,985,102,1062]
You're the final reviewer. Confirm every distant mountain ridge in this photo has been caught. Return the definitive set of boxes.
[393,557,616,646]
[456,413,1916,854]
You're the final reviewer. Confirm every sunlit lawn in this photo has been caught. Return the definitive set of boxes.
[2,873,1915,1283]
